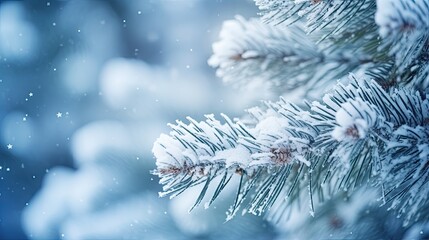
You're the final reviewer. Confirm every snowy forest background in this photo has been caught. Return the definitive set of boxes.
[1,0,429,239]
[0,1,266,239]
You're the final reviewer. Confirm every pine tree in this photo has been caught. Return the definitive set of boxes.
[152,0,429,236]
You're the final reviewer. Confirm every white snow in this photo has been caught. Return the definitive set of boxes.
[254,116,289,136]
[153,134,184,167]
[242,50,260,59]
[375,0,429,37]
[332,98,378,142]
[208,15,309,98]
[213,145,251,168]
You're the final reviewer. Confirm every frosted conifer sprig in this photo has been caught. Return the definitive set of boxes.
[152,113,313,220]
[290,78,390,198]
[153,77,429,225]
[208,16,321,91]
[375,0,429,39]
[151,0,429,235]
[305,78,429,222]
[375,0,429,89]
[152,114,251,199]
[255,0,377,45]
[307,78,428,198]
[383,116,429,224]
[208,16,376,95]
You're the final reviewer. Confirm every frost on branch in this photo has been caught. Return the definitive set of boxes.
[375,0,429,38]
[153,114,249,198]
[331,99,379,142]
[375,0,429,89]
[208,16,321,92]
[152,112,312,220]
[153,77,429,225]
[313,78,429,223]
[325,99,384,182]
[383,107,429,225]
[151,0,429,234]
[253,0,428,90]
[209,16,375,95]
[254,0,377,45]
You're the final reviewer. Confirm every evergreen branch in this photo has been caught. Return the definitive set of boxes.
[255,0,429,91]
[375,0,429,39]
[383,124,429,225]
[303,76,429,224]
[366,49,429,92]
[403,43,429,91]
[153,112,312,220]
[375,0,429,82]
[153,77,429,225]
[255,0,377,45]
[208,16,377,95]
[285,189,404,239]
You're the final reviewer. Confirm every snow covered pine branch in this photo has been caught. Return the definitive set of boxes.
[152,0,429,229]
[153,77,429,223]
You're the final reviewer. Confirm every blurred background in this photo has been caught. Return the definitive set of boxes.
[2,1,426,239]
[0,0,279,239]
